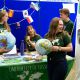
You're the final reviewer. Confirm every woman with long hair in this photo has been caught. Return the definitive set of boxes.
[0,11,10,32]
[45,17,73,80]
[0,11,16,54]
[25,25,41,51]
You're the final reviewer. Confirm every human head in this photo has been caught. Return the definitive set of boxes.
[49,17,63,37]
[26,25,36,36]
[59,8,70,20]
[0,10,8,23]
[57,19,64,32]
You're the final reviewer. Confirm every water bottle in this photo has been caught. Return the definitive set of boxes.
[20,40,24,56]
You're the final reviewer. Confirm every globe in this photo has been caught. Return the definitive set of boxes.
[35,39,52,55]
[0,33,7,48]
[0,31,16,50]
[4,31,16,50]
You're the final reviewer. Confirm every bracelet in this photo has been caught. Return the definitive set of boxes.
[58,46,61,51]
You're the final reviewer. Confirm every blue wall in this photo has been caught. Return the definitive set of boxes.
[0,0,78,56]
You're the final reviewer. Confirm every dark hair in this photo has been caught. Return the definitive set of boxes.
[59,8,70,17]
[45,17,61,39]
[26,25,36,36]
[0,11,10,32]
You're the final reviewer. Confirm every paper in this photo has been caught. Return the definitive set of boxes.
[26,15,33,24]
[8,9,14,17]
[63,3,75,13]
[23,10,28,18]
[30,2,40,11]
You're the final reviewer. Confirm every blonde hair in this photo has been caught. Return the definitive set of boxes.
[0,11,10,32]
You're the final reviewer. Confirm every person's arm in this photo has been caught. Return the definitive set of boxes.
[26,35,41,49]
[28,40,35,48]
[0,47,10,54]
[51,43,73,52]
[58,43,73,52]
[51,32,73,52]
[26,36,35,48]
[28,35,41,48]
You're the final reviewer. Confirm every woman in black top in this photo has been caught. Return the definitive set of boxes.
[44,17,73,80]
[25,25,41,51]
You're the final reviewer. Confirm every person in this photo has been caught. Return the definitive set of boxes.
[25,25,41,51]
[44,17,73,80]
[0,10,16,54]
[0,10,10,32]
[59,8,74,37]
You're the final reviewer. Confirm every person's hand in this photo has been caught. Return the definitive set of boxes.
[26,36,30,41]
[4,48,10,52]
[51,46,59,52]
[0,47,10,53]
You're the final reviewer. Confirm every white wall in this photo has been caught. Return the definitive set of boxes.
[16,0,78,3]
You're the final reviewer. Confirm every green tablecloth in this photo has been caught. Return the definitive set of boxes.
[0,55,74,80]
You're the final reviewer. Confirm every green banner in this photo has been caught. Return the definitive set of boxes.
[0,62,48,80]
[0,60,74,80]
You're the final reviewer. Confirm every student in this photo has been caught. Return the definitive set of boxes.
[25,25,41,51]
[59,8,74,37]
[0,11,16,54]
[44,17,73,80]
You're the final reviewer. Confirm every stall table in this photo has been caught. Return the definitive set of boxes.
[0,52,74,80]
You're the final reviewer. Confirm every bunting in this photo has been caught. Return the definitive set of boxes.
[8,9,14,17]
[26,15,33,24]
[0,1,40,26]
